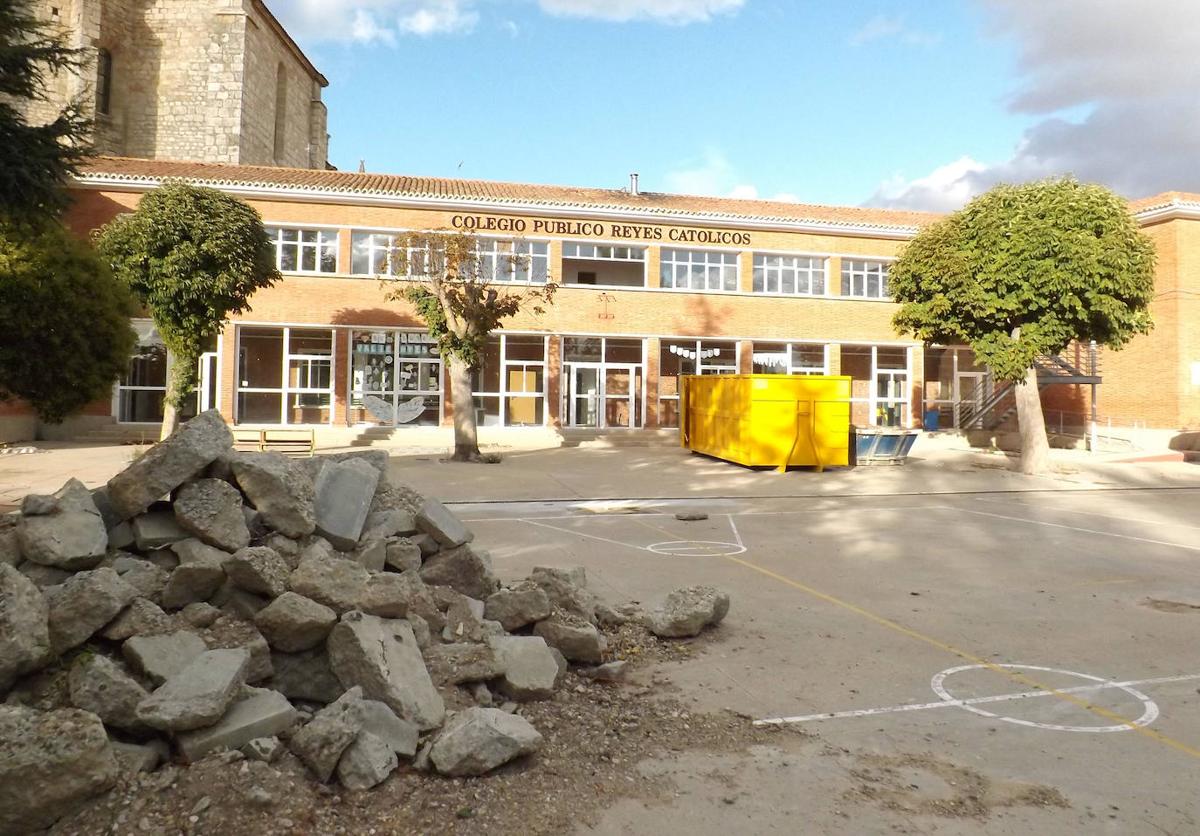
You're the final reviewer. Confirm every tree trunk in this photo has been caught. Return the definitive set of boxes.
[1015,363,1050,475]
[159,382,182,441]
[446,354,481,462]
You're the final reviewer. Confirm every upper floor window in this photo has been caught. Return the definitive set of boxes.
[478,240,549,283]
[660,248,738,292]
[562,241,645,287]
[96,48,113,116]
[753,254,825,295]
[562,242,645,262]
[268,226,337,274]
[350,231,395,276]
[841,259,890,299]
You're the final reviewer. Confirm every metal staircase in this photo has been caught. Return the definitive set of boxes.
[956,347,1101,431]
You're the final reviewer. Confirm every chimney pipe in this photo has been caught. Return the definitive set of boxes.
[629,173,639,196]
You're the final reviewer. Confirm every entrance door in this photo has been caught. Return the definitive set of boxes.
[875,370,908,427]
[198,352,219,413]
[602,365,637,428]
[568,364,601,427]
[955,371,985,428]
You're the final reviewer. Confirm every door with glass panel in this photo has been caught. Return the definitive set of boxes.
[350,331,442,426]
[568,365,602,428]
[875,370,909,427]
[602,365,637,428]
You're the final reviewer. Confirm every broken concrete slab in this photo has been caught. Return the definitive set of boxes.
[363,509,417,541]
[176,687,298,761]
[0,706,118,834]
[161,538,230,609]
[383,537,422,573]
[429,707,543,777]
[485,584,552,632]
[356,570,429,619]
[130,509,190,551]
[68,653,149,732]
[201,615,273,683]
[289,687,364,782]
[254,591,337,652]
[352,538,386,572]
[122,630,209,685]
[348,699,419,758]
[224,545,290,598]
[289,551,370,614]
[415,497,473,548]
[109,555,169,602]
[533,615,607,664]
[16,560,70,587]
[423,642,505,687]
[488,636,562,701]
[111,739,168,774]
[327,612,445,731]
[270,647,343,704]
[174,478,251,552]
[0,563,51,692]
[645,585,731,638]
[336,731,398,791]
[17,478,108,570]
[314,458,380,550]
[231,452,316,538]
[419,543,498,601]
[45,567,139,654]
[135,647,250,732]
[241,735,284,763]
[529,566,599,624]
[106,410,234,520]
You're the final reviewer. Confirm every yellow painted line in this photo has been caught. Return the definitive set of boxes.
[723,554,1200,760]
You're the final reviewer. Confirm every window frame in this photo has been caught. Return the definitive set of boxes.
[751,253,827,296]
[471,333,549,427]
[659,248,739,292]
[267,226,339,275]
[96,48,113,116]
[750,341,829,375]
[840,259,892,300]
[235,326,336,426]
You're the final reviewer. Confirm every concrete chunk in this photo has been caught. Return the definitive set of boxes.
[254,592,337,652]
[645,585,731,638]
[314,459,380,550]
[135,648,249,732]
[349,699,419,758]
[485,585,552,632]
[17,478,108,569]
[419,543,498,601]
[106,410,234,519]
[174,478,251,552]
[289,551,370,614]
[383,537,422,572]
[130,510,190,550]
[0,563,52,691]
[270,647,343,704]
[533,615,607,664]
[201,615,273,683]
[68,654,150,732]
[337,731,398,791]
[429,707,542,777]
[45,567,139,654]
[489,635,562,701]
[415,497,472,548]
[231,452,316,538]
[423,642,505,686]
[289,687,364,782]
[122,630,208,685]
[224,545,291,598]
[177,687,298,761]
[161,539,229,609]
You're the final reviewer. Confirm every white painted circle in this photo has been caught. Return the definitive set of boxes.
[646,540,747,557]
[930,664,1159,733]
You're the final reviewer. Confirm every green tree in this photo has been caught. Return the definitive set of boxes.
[0,219,136,422]
[96,182,279,438]
[889,177,1156,474]
[383,231,555,461]
[0,0,93,220]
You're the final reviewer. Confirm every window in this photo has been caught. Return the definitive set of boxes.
[658,339,738,427]
[751,342,828,375]
[477,240,549,283]
[268,227,338,274]
[660,249,738,292]
[841,259,891,299]
[842,344,911,427]
[237,326,335,424]
[351,231,395,276]
[471,334,547,426]
[96,49,113,116]
[273,63,287,161]
[561,242,646,287]
[752,254,825,295]
[350,330,442,426]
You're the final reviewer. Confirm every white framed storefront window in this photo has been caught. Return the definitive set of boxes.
[472,334,548,427]
[349,329,442,426]
[658,339,738,428]
[236,326,335,425]
[751,342,829,375]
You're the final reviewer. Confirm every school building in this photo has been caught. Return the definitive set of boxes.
[3,157,1198,447]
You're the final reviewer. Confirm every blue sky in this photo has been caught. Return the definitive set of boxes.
[272,1,1200,210]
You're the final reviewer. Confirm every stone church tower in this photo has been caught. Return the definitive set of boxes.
[24,0,329,168]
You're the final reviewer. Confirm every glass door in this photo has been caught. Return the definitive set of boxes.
[955,371,985,427]
[603,365,636,428]
[568,364,602,427]
[875,370,908,427]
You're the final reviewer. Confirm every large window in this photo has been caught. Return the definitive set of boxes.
[477,240,550,283]
[350,231,395,276]
[752,254,825,295]
[840,259,891,299]
[561,242,646,287]
[237,327,335,425]
[658,339,738,427]
[268,227,338,274]
[350,330,441,426]
[116,320,209,423]
[842,344,911,427]
[96,49,113,116]
[751,342,828,375]
[660,249,738,292]
[562,337,645,428]
[472,334,548,427]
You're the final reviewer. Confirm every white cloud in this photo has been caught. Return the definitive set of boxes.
[848,14,940,47]
[501,19,520,37]
[867,0,1200,211]
[663,150,799,202]
[536,0,744,25]
[271,0,741,42]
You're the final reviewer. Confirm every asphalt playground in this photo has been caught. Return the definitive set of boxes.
[418,451,1200,835]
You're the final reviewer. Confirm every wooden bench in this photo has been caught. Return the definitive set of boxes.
[231,428,316,456]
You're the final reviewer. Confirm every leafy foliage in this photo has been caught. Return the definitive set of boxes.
[889,177,1156,382]
[96,182,279,405]
[382,231,556,368]
[0,0,93,220]
[0,219,136,421]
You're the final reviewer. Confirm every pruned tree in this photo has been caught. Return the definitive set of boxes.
[0,219,136,421]
[0,0,93,220]
[96,181,279,438]
[382,231,556,461]
[889,177,1156,474]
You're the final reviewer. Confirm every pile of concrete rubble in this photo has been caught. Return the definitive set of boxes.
[0,411,730,834]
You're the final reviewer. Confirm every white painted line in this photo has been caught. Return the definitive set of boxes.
[954,508,1200,553]
[519,518,649,554]
[755,671,1200,728]
[971,496,1200,531]
[727,514,745,549]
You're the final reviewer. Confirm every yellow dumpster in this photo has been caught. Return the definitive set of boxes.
[679,375,852,472]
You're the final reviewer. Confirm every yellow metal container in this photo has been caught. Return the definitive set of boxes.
[680,375,852,471]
